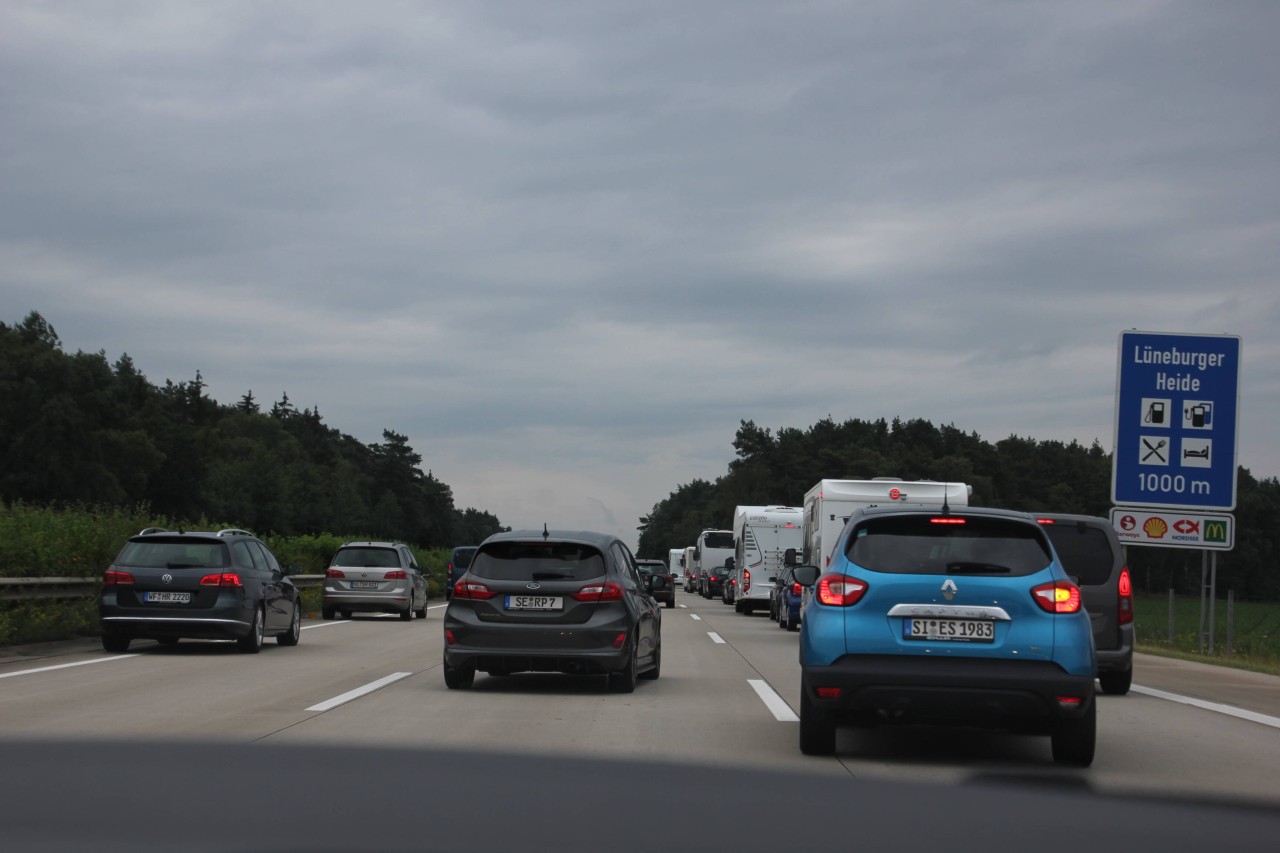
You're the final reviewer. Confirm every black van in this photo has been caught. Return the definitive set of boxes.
[445,546,477,599]
[1037,514,1134,694]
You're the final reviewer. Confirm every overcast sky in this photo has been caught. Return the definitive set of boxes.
[3,1,1276,550]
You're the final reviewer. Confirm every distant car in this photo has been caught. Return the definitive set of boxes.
[323,541,428,621]
[446,546,478,600]
[701,565,730,599]
[772,566,802,632]
[1036,513,1134,695]
[795,505,1096,766]
[721,567,739,605]
[443,529,664,692]
[99,527,302,653]
[637,559,675,609]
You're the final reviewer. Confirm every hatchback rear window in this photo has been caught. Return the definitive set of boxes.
[117,539,228,569]
[333,547,400,568]
[469,542,606,582]
[844,515,1051,577]
[1042,525,1117,585]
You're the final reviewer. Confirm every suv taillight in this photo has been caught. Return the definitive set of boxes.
[453,580,495,600]
[1032,580,1081,614]
[791,582,802,597]
[572,581,624,602]
[200,573,244,588]
[1118,566,1133,624]
[103,569,135,586]
[326,568,346,579]
[385,570,407,580]
[816,574,868,607]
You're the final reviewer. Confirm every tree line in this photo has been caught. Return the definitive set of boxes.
[0,312,503,547]
[636,418,1280,601]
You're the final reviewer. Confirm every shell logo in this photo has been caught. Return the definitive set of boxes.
[1143,516,1169,539]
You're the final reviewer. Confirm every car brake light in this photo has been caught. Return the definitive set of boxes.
[743,569,751,594]
[1032,581,1081,614]
[385,570,407,580]
[103,569,135,586]
[326,568,346,579]
[453,580,495,600]
[816,574,868,606]
[445,630,456,646]
[930,517,966,525]
[1118,566,1133,624]
[791,582,802,597]
[200,573,243,587]
[816,687,842,700]
[572,581,624,602]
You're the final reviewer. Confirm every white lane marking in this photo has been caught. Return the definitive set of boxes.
[708,632,725,644]
[0,655,140,679]
[301,620,355,630]
[690,614,702,621]
[749,679,799,722]
[306,672,413,712]
[1132,684,1280,730]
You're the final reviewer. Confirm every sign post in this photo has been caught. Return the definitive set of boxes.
[1112,330,1241,653]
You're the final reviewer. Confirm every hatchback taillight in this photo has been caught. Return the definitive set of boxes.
[816,574,868,607]
[1032,580,1081,614]
[385,570,407,580]
[791,582,802,597]
[572,581,624,602]
[326,568,346,579]
[200,573,243,588]
[103,569,134,586]
[1118,566,1133,625]
[453,580,495,600]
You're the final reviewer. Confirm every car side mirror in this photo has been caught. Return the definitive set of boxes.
[792,565,820,587]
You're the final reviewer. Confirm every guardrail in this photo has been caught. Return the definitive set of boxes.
[0,575,326,603]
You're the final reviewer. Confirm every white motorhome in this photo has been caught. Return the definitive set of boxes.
[682,545,698,592]
[802,479,972,568]
[731,505,803,615]
[668,548,685,586]
[693,529,734,599]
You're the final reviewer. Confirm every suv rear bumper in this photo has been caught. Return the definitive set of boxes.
[802,654,1095,731]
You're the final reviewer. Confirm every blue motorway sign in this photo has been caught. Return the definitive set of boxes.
[1112,331,1241,511]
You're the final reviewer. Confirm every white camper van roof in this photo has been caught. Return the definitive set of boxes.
[803,479,971,505]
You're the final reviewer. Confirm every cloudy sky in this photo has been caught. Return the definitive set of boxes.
[3,1,1276,549]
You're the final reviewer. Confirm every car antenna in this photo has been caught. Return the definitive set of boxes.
[542,523,549,541]
[941,483,951,516]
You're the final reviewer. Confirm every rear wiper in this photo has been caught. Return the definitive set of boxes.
[945,562,1013,574]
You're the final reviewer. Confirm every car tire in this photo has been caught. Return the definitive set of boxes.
[609,641,638,694]
[237,605,265,654]
[665,599,674,609]
[277,602,301,646]
[734,599,744,613]
[787,611,800,632]
[799,687,837,756]
[102,634,131,653]
[778,607,788,630]
[443,653,475,690]
[640,640,661,681]
[1099,667,1132,696]
[416,595,428,619]
[322,607,335,621]
[400,604,413,621]
[1051,699,1096,767]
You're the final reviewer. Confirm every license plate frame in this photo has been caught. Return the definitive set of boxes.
[505,595,564,611]
[903,617,995,643]
[143,591,192,604]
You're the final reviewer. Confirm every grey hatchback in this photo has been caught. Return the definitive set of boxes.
[442,529,665,692]
[1036,513,1134,695]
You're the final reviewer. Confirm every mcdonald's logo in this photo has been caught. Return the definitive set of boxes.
[1204,521,1229,544]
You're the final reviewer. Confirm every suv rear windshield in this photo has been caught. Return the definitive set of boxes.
[844,515,1051,577]
[469,542,606,582]
[332,547,400,568]
[1042,525,1116,585]
[117,539,228,569]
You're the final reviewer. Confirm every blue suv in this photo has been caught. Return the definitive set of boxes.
[794,505,1096,766]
